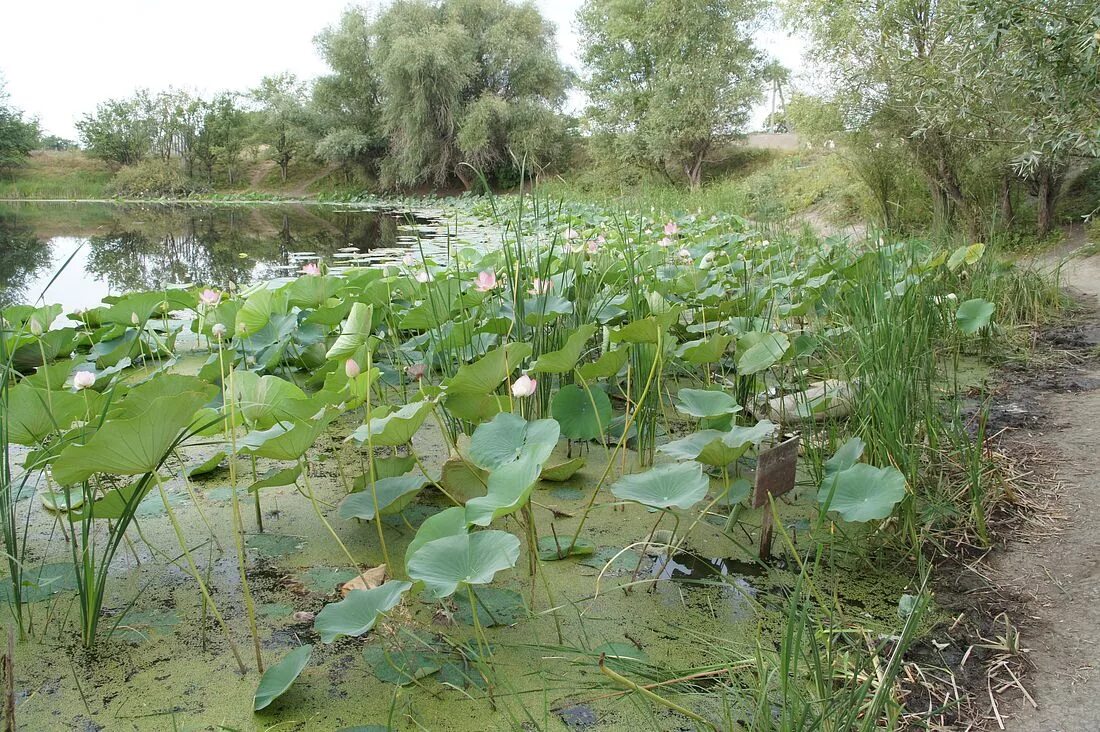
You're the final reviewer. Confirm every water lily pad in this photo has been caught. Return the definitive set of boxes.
[0,562,78,603]
[339,475,427,520]
[349,401,432,447]
[611,462,710,510]
[818,463,907,522]
[314,580,412,643]
[824,437,865,477]
[246,533,306,557]
[404,506,468,568]
[580,547,643,573]
[254,644,312,711]
[540,458,585,482]
[453,586,527,627]
[407,530,520,599]
[737,332,790,375]
[248,464,302,492]
[531,324,597,374]
[465,453,543,526]
[40,490,84,513]
[467,412,560,470]
[537,535,595,561]
[299,567,360,594]
[956,298,995,334]
[552,385,611,441]
[363,645,443,685]
[674,388,741,419]
[186,451,227,478]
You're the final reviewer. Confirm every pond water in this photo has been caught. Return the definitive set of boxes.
[0,201,493,312]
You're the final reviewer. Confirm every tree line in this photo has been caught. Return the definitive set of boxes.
[2,0,1096,237]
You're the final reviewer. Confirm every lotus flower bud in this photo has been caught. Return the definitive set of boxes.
[511,374,537,397]
[345,359,361,379]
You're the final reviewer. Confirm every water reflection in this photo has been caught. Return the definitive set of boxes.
[0,202,467,310]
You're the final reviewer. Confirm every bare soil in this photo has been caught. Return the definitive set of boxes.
[996,237,1100,730]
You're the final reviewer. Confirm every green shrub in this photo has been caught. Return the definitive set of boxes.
[108,160,206,198]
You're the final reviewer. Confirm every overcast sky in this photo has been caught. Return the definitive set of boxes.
[0,1,805,140]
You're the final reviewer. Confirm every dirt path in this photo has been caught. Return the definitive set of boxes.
[999,230,1100,730]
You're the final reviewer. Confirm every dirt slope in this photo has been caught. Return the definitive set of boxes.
[1000,236,1100,730]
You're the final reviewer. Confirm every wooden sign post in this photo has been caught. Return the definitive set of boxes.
[753,435,800,559]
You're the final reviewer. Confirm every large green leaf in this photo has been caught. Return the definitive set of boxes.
[467,412,560,470]
[674,388,741,419]
[530,324,597,374]
[818,463,907,522]
[658,430,747,467]
[5,384,102,446]
[675,333,733,364]
[313,580,412,643]
[404,506,468,568]
[338,475,427,520]
[444,342,532,395]
[722,420,777,450]
[956,298,995,334]
[51,390,214,485]
[737,332,790,375]
[238,416,331,461]
[551,385,612,441]
[407,530,521,599]
[611,462,710,510]
[347,401,432,447]
[576,348,629,380]
[232,371,316,429]
[248,465,303,492]
[326,302,374,360]
[824,437,865,477]
[465,453,543,526]
[253,645,312,711]
[235,287,276,338]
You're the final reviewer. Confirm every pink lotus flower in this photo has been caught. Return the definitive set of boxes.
[587,237,603,255]
[474,271,498,292]
[211,323,228,340]
[130,312,140,325]
[528,278,552,296]
[511,374,537,397]
[676,248,693,263]
[563,228,579,240]
[406,363,427,381]
[301,262,321,276]
[664,221,679,236]
[402,253,416,267]
[73,371,96,390]
[415,270,432,284]
[345,359,361,379]
[199,289,220,307]
[658,237,674,248]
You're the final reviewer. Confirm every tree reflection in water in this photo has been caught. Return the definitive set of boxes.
[0,202,449,304]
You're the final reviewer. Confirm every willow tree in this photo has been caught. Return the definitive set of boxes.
[578,0,763,189]
[369,0,570,189]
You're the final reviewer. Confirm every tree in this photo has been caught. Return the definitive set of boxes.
[76,96,149,168]
[313,7,385,178]
[785,0,1100,237]
[0,78,39,174]
[207,93,247,185]
[250,73,311,183]
[369,0,571,189]
[578,0,764,189]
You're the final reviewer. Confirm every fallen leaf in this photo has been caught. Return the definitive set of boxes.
[340,565,387,596]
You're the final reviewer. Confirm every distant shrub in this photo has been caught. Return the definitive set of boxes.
[108,160,206,198]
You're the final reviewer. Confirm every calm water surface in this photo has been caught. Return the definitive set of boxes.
[0,201,492,311]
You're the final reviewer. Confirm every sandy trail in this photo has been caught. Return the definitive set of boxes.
[1001,229,1100,730]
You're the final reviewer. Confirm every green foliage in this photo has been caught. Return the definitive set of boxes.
[250,73,313,183]
[578,0,763,189]
[0,80,39,174]
[253,645,313,711]
[107,159,203,198]
[368,0,571,188]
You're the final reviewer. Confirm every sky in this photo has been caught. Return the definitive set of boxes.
[0,1,805,140]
